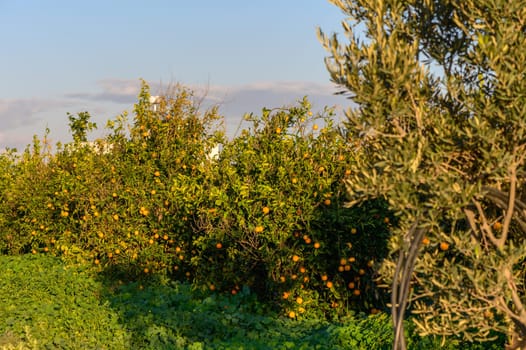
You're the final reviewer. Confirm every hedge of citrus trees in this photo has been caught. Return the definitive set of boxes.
[0,81,391,319]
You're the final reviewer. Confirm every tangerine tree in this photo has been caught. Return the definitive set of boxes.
[319,0,526,349]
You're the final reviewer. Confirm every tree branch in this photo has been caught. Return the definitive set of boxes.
[500,165,517,246]
[392,220,427,350]
[472,198,502,249]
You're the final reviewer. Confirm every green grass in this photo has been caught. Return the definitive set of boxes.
[0,254,504,349]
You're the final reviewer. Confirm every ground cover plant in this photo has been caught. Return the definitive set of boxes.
[0,254,129,349]
[0,254,504,349]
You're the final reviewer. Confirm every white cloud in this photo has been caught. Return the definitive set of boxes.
[0,79,351,150]
[0,97,73,130]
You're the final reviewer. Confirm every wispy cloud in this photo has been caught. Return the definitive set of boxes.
[192,81,348,136]
[64,79,142,104]
[1,79,350,150]
[0,97,73,130]
[62,79,346,110]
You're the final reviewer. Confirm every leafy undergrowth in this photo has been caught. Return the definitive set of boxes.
[0,255,504,349]
[0,254,129,349]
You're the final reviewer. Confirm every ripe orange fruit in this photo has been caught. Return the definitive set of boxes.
[279,276,286,283]
[338,266,345,272]
[348,282,355,289]
[321,274,328,281]
[292,255,300,262]
[422,237,430,245]
[255,226,264,233]
[154,171,161,177]
[296,297,303,304]
[299,266,306,273]
[353,289,361,296]
[312,124,319,131]
[291,178,298,184]
[340,258,347,266]
[216,242,222,249]
[384,217,390,224]
[344,169,351,176]
[313,242,321,249]
[440,242,449,251]
[324,199,331,206]
[143,268,149,274]
[209,284,216,291]
[326,281,334,289]
[344,265,351,271]
[493,221,502,231]
[288,311,296,318]
[367,260,374,268]
[282,292,290,299]
[276,127,282,134]
[94,259,100,265]
[351,228,357,234]
[262,206,270,215]
[359,269,366,275]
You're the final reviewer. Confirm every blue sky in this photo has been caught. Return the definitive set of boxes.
[1,1,349,150]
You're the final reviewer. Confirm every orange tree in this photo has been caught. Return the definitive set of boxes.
[319,0,526,348]
[0,133,56,255]
[192,98,391,318]
[0,81,224,280]
[45,81,225,278]
[0,80,392,319]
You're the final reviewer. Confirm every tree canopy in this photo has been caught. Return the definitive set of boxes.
[319,0,526,349]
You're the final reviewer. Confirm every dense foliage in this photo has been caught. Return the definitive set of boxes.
[0,81,392,319]
[319,0,526,348]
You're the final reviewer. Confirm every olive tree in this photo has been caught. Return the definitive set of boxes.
[318,0,526,349]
